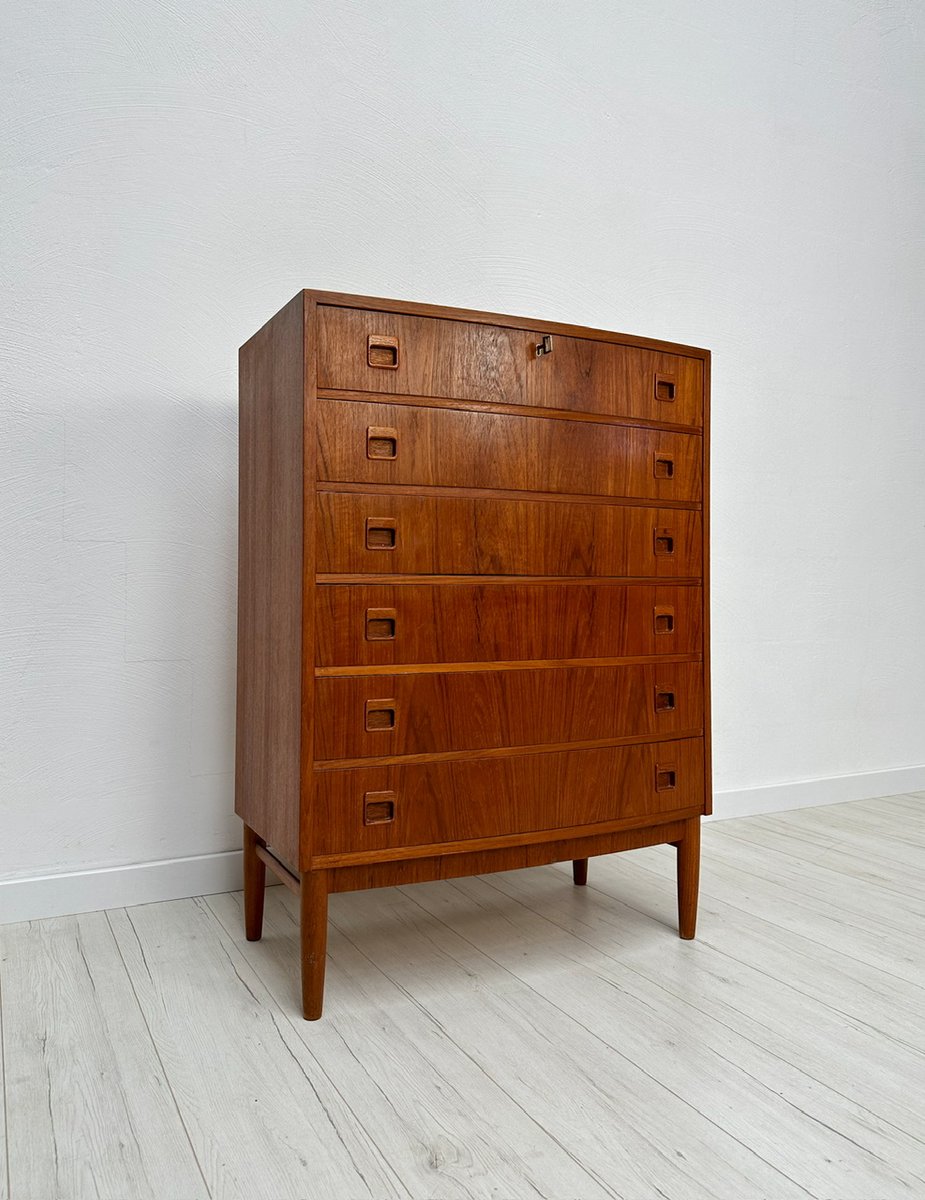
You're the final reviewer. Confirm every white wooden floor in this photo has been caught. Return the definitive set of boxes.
[2,793,924,1200]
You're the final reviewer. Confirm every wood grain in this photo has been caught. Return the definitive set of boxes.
[312,737,704,856]
[317,398,702,501]
[0,912,207,1199]
[328,884,800,1198]
[676,814,701,938]
[316,304,704,426]
[208,888,615,1198]
[109,900,398,1196]
[425,868,925,1198]
[236,291,304,867]
[242,822,266,939]
[316,491,702,577]
[7,798,924,1200]
[315,661,703,759]
[315,581,703,666]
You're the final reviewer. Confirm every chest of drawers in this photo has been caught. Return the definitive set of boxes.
[236,291,711,1019]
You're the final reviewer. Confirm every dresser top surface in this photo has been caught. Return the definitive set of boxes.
[248,289,711,361]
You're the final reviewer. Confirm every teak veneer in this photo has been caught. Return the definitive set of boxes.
[236,290,711,1018]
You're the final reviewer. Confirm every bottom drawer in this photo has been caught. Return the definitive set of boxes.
[312,737,705,858]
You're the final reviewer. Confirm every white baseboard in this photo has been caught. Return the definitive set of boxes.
[0,849,246,926]
[709,763,925,821]
[3,764,924,925]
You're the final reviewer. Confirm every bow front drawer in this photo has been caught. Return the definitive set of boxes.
[315,581,702,667]
[311,738,706,858]
[317,399,702,502]
[314,661,704,761]
[317,306,703,426]
[316,493,702,578]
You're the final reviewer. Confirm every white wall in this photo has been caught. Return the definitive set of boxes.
[2,1,924,905]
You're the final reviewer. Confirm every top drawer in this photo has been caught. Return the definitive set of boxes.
[317,307,703,427]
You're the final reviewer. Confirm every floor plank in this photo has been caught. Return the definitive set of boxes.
[0,911,207,1199]
[588,842,925,1053]
[705,821,925,933]
[0,968,9,1200]
[3,795,925,1199]
[323,883,804,1199]
[623,832,925,990]
[707,813,925,903]
[109,897,400,1200]
[489,862,925,1143]
[441,870,925,1197]
[209,888,610,1199]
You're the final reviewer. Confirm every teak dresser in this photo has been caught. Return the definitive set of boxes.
[236,290,711,1019]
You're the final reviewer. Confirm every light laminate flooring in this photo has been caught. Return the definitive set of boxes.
[1,793,924,1200]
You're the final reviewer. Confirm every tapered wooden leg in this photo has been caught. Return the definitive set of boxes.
[300,869,329,1021]
[676,816,700,939]
[572,858,589,886]
[242,824,266,941]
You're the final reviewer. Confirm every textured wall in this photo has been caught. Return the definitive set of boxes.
[2,1,924,882]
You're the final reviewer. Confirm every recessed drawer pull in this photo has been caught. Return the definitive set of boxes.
[654,688,676,713]
[653,605,675,635]
[368,335,399,369]
[653,452,675,479]
[653,528,675,556]
[366,517,397,550]
[655,765,677,791]
[365,607,397,641]
[655,373,676,402]
[367,426,398,460]
[365,699,397,731]
[363,791,396,824]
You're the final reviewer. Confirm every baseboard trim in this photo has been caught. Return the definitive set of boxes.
[709,763,925,822]
[3,763,923,924]
[0,850,247,926]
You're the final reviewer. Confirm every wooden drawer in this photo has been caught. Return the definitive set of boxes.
[312,737,705,857]
[317,493,701,578]
[317,400,702,502]
[315,582,702,667]
[315,662,704,761]
[317,306,703,427]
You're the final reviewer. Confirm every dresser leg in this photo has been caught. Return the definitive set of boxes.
[300,870,330,1020]
[572,858,589,886]
[676,817,700,939]
[242,824,266,941]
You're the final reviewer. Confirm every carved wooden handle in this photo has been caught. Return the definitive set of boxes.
[366,517,397,550]
[364,791,396,824]
[365,699,397,731]
[653,528,675,556]
[653,606,675,635]
[367,426,398,460]
[654,373,676,402]
[365,607,397,641]
[368,335,399,369]
[654,688,676,713]
[653,452,675,479]
[655,765,677,791]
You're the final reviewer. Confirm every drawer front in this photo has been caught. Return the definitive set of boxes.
[315,662,704,761]
[318,400,702,502]
[317,306,703,426]
[317,493,702,578]
[316,582,703,667]
[312,738,705,856]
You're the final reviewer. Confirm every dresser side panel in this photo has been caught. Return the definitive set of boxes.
[701,351,713,814]
[235,292,305,866]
